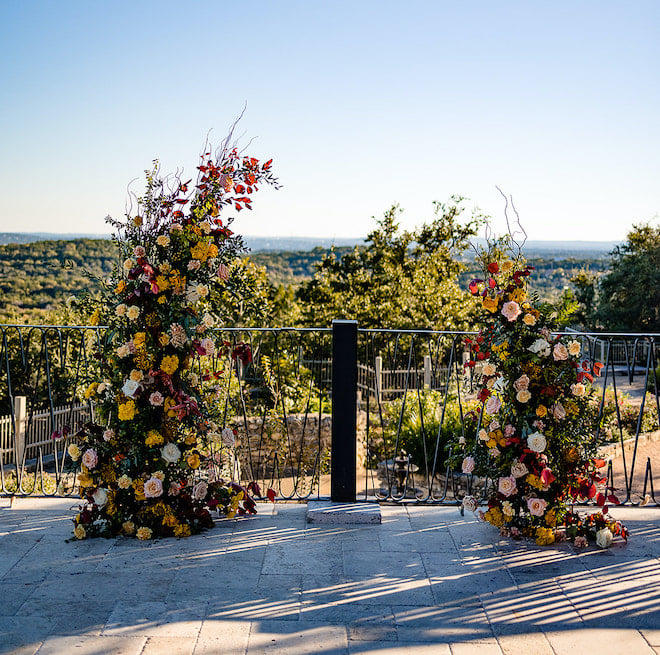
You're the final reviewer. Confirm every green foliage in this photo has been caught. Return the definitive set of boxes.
[297,198,485,330]
[597,222,660,332]
[382,390,480,471]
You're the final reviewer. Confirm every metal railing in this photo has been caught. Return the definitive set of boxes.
[0,323,658,506]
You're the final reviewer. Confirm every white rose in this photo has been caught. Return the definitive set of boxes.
[527,432,547,453]
[485,395,501,416]
[568,340,581,356]
[121,379,140,398]
[462,495,478,513]
[192,481,208,500]
[553,343,569,361]
[528,338,551,357]
[161,442,181,464]
[516,389,532,403]
[68,444,81,461]
[511,461,529,478]
[462,456,475,474]
[144,477,163,499]
[571,383,587,397]
[221,427,236,447]
[596,527,614,549]
[92,487,108,507]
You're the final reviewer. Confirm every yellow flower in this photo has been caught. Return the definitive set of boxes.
[191,242,209,261]
[78,467,93,488]
[545,510,557,527]
[535,527,555,546]
[160,355,179,376]
[83,382,98,399]
[99,463,116,484]
[163,514,178,528]
[68,444,81,461]
[118,474,132,489]
[115,280,127,295]
[484,507,504,528]
[509,288,526,303]
[157,297,167,304]
[74,524,86,540]
[89,309,101,326]
[118,399,137,421]
[482,296,499,313]
[133,479,146,501]
[136,527,153,540]
[133,215,143,226]
[159,333,170,347]
[164,397,178,418]
[186,453,200,470]
[536,405,547,418]
[174,524,191,538]
[208,244,219,259]
[501,260,514,273]
[145,430,164,447]
[526,474,547,491]
[133,332,147,349]
[523,313,537,326]
[130,369,144,382]
[122,521,135,535]
[155,275,170,291]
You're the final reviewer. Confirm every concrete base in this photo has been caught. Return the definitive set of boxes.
[306,500,381,524]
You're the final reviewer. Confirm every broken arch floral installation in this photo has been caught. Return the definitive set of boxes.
[68,136,278,540]
[453,241,628,548]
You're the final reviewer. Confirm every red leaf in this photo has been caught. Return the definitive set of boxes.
[266,488,277,503]
[608,494,621,505]
[593,459,606,469]
[596,492,606,506]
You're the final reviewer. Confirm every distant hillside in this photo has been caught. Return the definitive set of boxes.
[0,232,111,245]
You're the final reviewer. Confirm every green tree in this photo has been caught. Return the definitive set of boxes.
[568,269,599,329]
[596,222,660,332]
[296,197,484,330]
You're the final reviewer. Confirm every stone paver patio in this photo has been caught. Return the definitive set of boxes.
[0,497,659,654]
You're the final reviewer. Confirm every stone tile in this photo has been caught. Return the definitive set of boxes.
[103,600,207,637]
[31,635,147,655]
[0,582,40,615]
[378,526,458,553]
[262,538,343,575]
[393,601,493,643]
[449,641,503,654]
[348,642,450,654]
[545,628,655,655]
[343,549,425,578]
[19,599,115,636]
[641,629,660,646]
[0,616,53,652]
[496,632,555,655]
[142,636,195,655]
[246,620,348,654]
[194,619,251,655]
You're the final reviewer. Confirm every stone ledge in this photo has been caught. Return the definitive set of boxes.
[306,500,381,524]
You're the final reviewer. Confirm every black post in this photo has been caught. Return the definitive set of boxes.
[331,319,358,502]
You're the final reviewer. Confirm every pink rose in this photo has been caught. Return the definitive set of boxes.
[501,301,522,322]
[498,476,517,497]
[513,375,530,392]
[504,424,516,437]
[485,395,501,415]
[149,392,164,406]
[462,456,475,474]
[553,343,569,361]
[81,448,98,470]
[527,497,548,517]
[144,477,163,499]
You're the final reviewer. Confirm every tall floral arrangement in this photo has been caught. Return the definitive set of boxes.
[69,132,279,540]
[452,235,628,547]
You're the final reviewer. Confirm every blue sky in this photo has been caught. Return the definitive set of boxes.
[1,1,658,241]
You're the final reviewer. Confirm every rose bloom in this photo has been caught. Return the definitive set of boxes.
[200,221,212,234]
[153,470,165,481]
[504,424,516,437]
[523,313,537,326]
[126,306,140,321]
[571,383,587,397]
[221,427,236,447]
[485,395,501,415]
[478,428,489,442]
[527,497,548,517]
[498,476,517,497]
[532,419,545,430]
[553,343,569,361]
[574,536,588,548]
[169,323,188,348]
[68,444,81,461]
[130,369,144,382]
[513,374,530,392]
[121,379,140,398]
[516,389,532,403]
[462,495,478,513]
[122,521,135,535]
[217,263,230,281]
[115,304,127,317]
[552,402,567,420]
[489,447,501,458]
[462,456,476,474]
[81,448,98,470]
[133,246,146,258]
[527,432,547,453]
[136,527,153,541]
[528,338,551,357]
[149,392,165,406]
[92,487,108,507]
[102,429,114,442]
[74,524,86,540]
[161,442,181,463]
[123,258,135,271]
[116,344,130,358]
[511,461,529,478]
[501,301,522,322]
[488,420,500,431]
[200,338,215,356]
[568,340,581,356]
[188,260,202,272]
[192,481,208,500]
[202,313,215,328]
[144,477,164,499]
[482,362,497,377]
[118,474,132,489]
[156,235,170,247]
[501,500,514,518]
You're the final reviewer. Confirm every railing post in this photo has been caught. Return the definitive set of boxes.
[423,355,432,389]
[14,396,27,465]
[331,320,358,502]
[375,355,383,404]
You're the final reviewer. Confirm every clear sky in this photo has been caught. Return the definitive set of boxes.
[1,1,658,242]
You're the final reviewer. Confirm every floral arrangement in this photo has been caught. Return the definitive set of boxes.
[452,236,628,547]
[68,132,279,540]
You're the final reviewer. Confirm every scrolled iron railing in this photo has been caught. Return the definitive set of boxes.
[0,324,658,506]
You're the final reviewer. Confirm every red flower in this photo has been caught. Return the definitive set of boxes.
[487,262,499,274]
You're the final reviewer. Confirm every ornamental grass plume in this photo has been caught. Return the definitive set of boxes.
[451,225,628,548]
[68,128,279,540]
